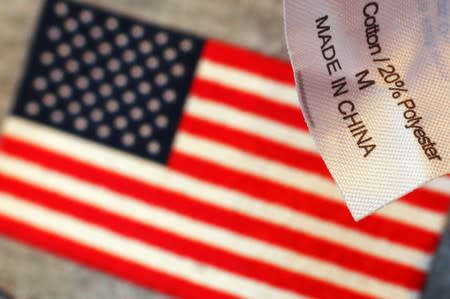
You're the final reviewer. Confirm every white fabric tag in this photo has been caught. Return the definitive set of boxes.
[284,0,450,220]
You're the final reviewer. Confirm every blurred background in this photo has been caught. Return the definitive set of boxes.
[0,1,449,299]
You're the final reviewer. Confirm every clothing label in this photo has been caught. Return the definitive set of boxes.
[284,0,450,220]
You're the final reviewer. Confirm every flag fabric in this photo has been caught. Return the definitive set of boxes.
[0,0,449,298]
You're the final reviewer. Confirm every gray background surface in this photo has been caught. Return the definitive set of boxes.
[0,1,448,298]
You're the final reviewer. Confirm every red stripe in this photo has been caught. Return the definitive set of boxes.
[400,188,450,214]
[191,78,308,131]
[0,175,379,299]
[0,216,236,299]
[202,40,295,86]
[0,137,428,290]
[169,149,440,253]
[179,114,329,178]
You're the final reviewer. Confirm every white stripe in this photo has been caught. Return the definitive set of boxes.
[174,131,447,233]
[0,153,419,298]
[197,59,298,108]
[423,176,450,196]
[1,117,438,270]
[0,192,304,299]
[185,95,317,153]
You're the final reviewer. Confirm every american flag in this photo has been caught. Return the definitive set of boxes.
[0,0,449,298]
